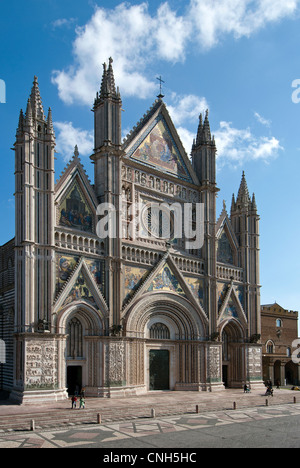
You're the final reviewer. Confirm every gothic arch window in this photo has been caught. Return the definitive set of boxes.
[266,340,274,354]
[150,322,170,340]
[67,317,83,359]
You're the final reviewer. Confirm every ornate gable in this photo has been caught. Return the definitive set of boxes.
[216,202,239,266]
[122,252,208,324]
[217,281,247,328]
[123,100,199,184]
[55,147,98,234]
[54,258,107,314]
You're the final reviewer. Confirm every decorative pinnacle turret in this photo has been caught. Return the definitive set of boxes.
[25,98,33,127]
[47,107,55,136]
[74,145,80,159]
[16,109,24,136]
[95,57,120,107]
[236,171,251,207]
[30,76,45,121]
[193,109,215,148]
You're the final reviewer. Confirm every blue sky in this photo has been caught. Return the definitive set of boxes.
[0,0,300,315]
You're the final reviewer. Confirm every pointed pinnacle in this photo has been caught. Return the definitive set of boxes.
[74,145,79,158]
[16,109,24,135]
[30,75,45,121]
[25,99,33,126]
[231,193,236,213]
[252,193,257,211]
[47,107,54,135]
[237,171,251,206]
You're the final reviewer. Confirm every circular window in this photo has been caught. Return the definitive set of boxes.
[141,203,174,240]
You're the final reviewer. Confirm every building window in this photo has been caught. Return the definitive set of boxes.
[150,323,170,340]
[276,319,282,328]
[267,342,274,354]
[287,347,292,358]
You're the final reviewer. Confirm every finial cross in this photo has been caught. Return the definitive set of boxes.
[156,75,165,99]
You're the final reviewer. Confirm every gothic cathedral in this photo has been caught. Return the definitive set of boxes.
[0,59,263,403]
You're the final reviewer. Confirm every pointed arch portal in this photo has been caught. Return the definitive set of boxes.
[221,320,245,388]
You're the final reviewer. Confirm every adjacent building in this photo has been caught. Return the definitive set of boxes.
[261,303,300,386]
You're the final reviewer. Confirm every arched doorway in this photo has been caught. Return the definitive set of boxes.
[285,361,298,386]
[221,320,245,388]
[56,303,106,397]
[124,292,209,393]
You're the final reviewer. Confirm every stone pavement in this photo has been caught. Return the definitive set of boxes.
[0,387,299,433]
[1,401,300,448]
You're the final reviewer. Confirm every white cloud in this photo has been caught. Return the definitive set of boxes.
[51,1,300,105]
[176,127,196,156]
[189,0,300,49]
[167,93,209,126]
[51,18,77,29]
[54,121,94,161]
[214,120,283,168]
[254,112,271,127]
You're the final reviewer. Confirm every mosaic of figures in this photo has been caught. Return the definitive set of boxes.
[123,264,205,307]
[217,282,245,320]
[59,181,93,232]
[55,254,105,297]
[147,265,186,296]
[62,272,96,308]
[124,266,150,303]
[184,276,204,307]
[130,118,191,180]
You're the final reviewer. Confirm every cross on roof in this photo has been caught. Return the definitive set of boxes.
[156,75,165,99]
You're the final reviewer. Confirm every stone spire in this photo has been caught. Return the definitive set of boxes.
[92,57,122,150]
[230,193,236,214]
[95,57,120,106]
[30,76,45,121]
[46,107,54,136]
[236,171,251,207]
[25,98,33,127]
[16,109,24,137]
[251,193,257,211]
[74,144,80,159]
[193,109,215,148]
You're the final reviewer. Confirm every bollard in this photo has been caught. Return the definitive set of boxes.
[266,399,269,407]
[97,413,102,424]
[294,397,297,404]
[233,402,236,410]
[151,408,156,418]
[30,419,35,431]
[196,405,199,414]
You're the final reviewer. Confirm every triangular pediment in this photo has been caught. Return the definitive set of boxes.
[216,211,239,266]
[55,153,98,234]
[217,282,247,327]
[122,252,208,323]
[54,258,108,314]
[124,101,199,184]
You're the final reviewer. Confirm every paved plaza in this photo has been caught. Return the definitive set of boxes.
[1,402,300,449]
[0,388,299,448]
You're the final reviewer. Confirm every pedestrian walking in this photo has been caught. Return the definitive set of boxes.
[79,396,85,409]
[71,395,77,409]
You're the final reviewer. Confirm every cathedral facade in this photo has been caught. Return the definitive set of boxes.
[0,59,263,403]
